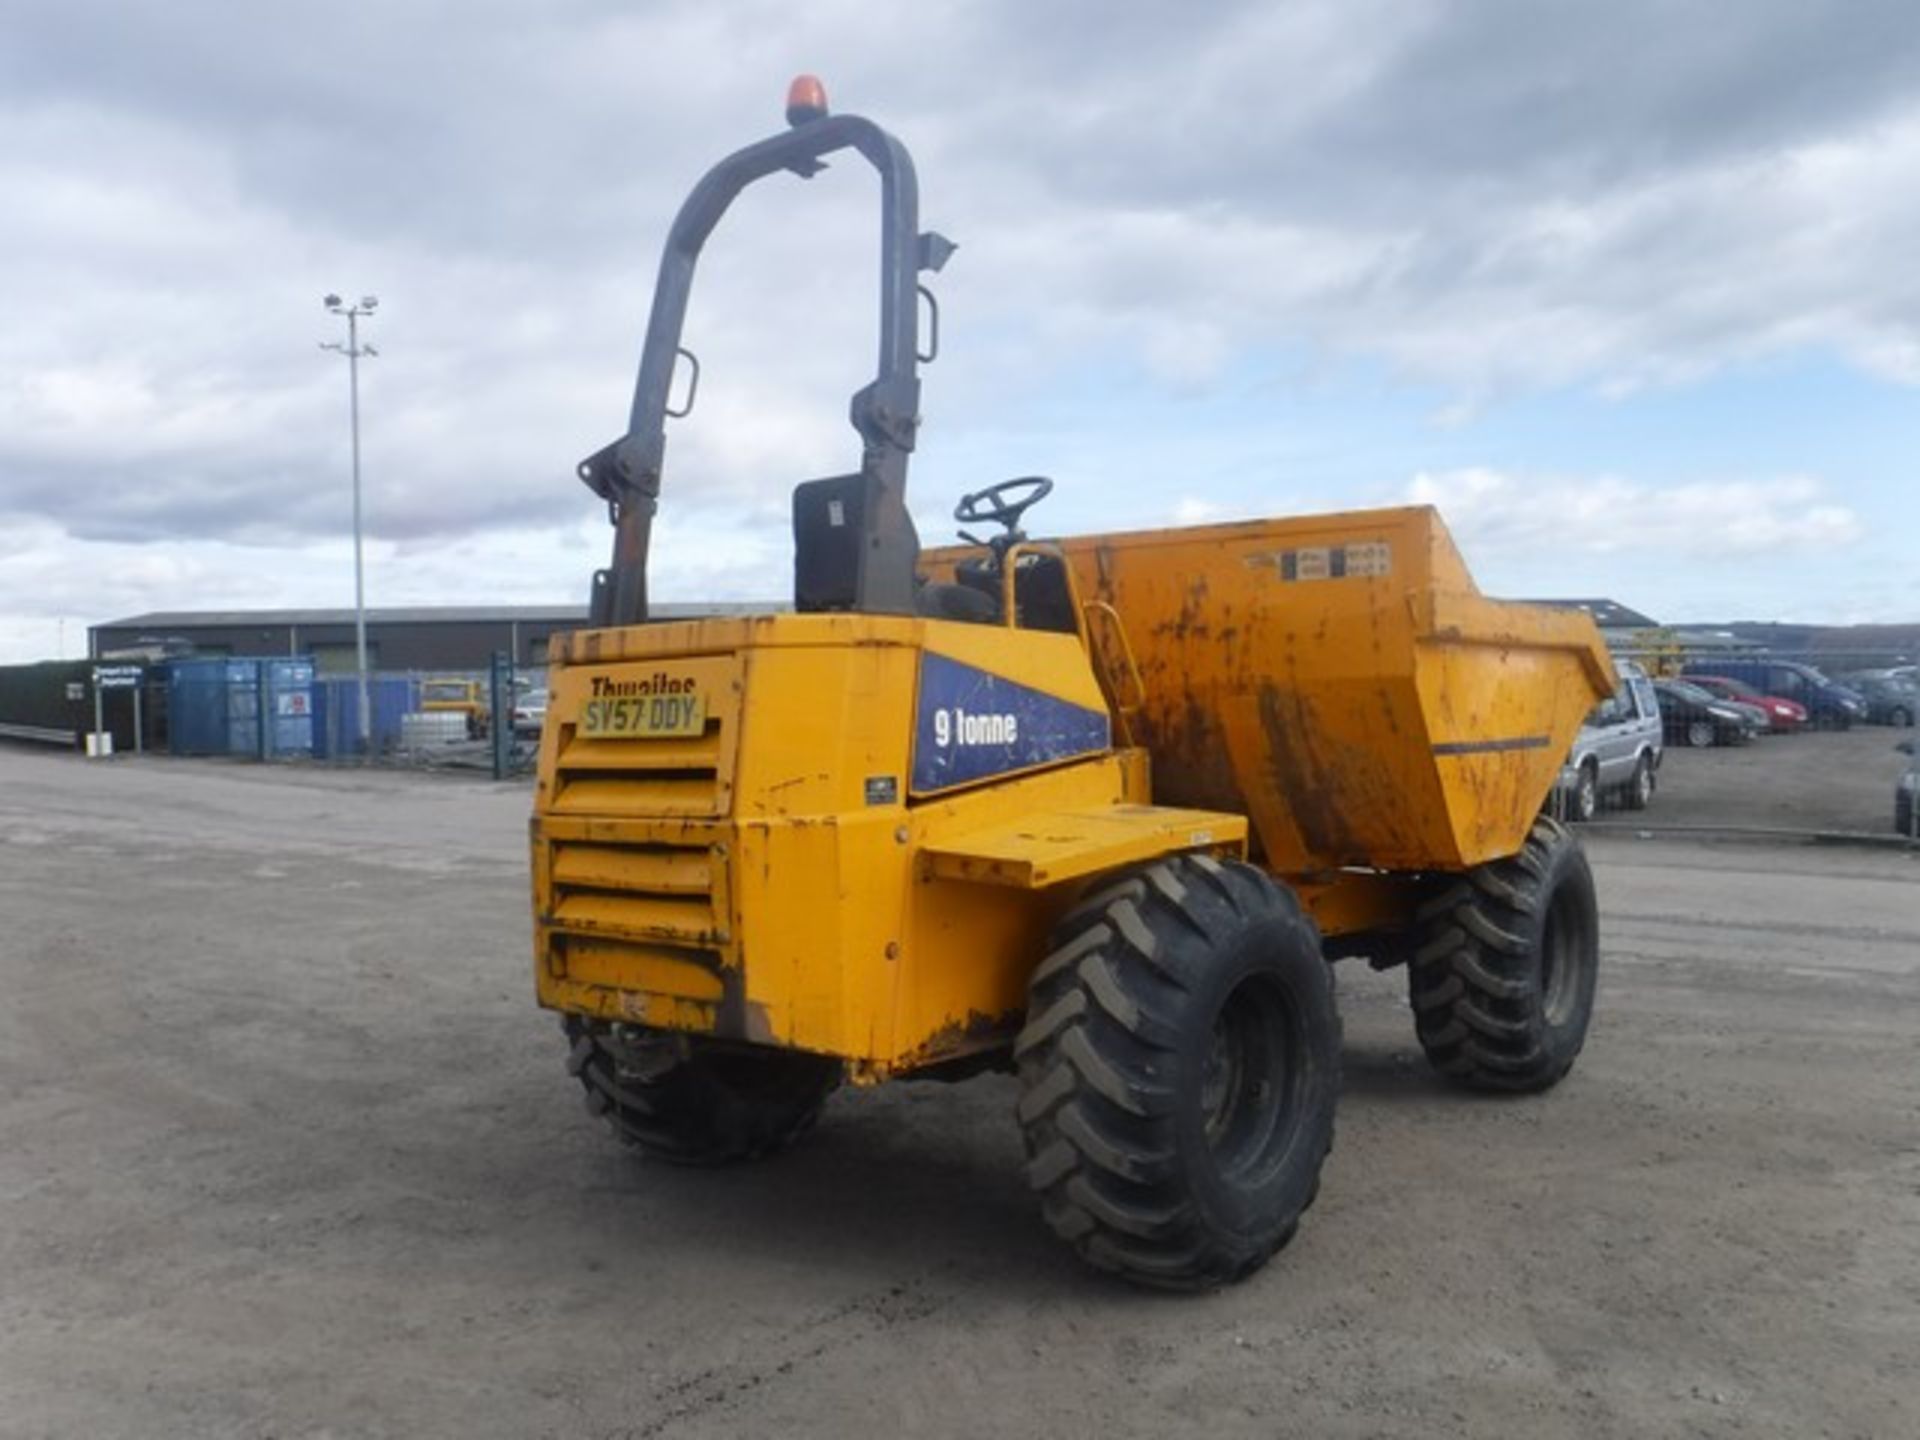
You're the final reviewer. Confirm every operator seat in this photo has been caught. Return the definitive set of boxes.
[1011,552,1078,634]
[917,579,999,622]
[792,474,867,612]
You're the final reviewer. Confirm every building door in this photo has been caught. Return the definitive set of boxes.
[309,643,376,675]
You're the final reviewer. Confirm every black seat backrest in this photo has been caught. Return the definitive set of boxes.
[1014,552,1078,634]
[917,580,1000,623]
[792,475,867,612]
[955,556,999,603]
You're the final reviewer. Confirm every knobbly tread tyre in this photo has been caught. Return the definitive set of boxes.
[562,1017,841,1165]
[1014,854,1340,1291]
[1407,816,1600,1093]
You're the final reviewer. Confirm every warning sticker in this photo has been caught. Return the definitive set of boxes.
[1245,541,1392,581]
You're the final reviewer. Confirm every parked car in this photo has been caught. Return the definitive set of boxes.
[511,687,549,736]
[1682,659,1865,730]
[1699,690,1770,735]
[1556,660,1663,820]
[1835,672,1918,727]
[1896,739,1918,835]
[1653,679,1755,748]
[1684,675,1807,732]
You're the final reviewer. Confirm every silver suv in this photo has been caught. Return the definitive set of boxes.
[1557,659,1663,821]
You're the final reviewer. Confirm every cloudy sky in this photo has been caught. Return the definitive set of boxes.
[4,0,1918,661]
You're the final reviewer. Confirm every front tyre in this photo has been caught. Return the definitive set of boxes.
[1407,817,1600,1093]
[563,1018,841,1164]
[1014,855,1339,1290]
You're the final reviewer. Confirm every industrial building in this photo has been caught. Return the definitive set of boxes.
[88,603,766,672]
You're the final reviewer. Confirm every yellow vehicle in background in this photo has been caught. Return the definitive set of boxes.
[421,676,488,739]
[529,78,1613,1289]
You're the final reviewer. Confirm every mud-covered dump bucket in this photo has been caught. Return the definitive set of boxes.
[1058,505,1612,873]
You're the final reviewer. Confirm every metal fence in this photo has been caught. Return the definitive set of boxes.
[1,652,546,778]
[303,653,542,777]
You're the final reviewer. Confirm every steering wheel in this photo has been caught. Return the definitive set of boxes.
[954,475,1054,535]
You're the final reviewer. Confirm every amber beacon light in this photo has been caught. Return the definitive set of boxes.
[785,74,829,127]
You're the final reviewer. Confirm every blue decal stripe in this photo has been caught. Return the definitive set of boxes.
[911,652,1111,794]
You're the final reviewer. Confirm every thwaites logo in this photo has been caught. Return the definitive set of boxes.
[578,669,705,736]
[588,671,696,698]
[912,652,1109,794]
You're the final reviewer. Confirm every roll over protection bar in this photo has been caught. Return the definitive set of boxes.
[580,97,954,626]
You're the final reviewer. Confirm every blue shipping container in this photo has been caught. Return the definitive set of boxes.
[311,676,419,758]
[166,658,234,755]
[165,658,315,757]
[265,660,315,757]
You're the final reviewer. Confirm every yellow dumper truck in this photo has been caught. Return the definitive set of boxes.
[530,78,1613,1289]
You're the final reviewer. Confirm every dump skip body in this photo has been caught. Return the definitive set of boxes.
[1057,505,1613,874]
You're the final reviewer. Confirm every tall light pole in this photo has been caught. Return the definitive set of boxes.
[321,293,378,751]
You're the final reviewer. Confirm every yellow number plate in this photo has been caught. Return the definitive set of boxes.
[579,694,707,739]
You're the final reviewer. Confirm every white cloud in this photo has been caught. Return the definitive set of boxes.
[1173,496,1224,525]
[1405,467,1864,559]
[3,1,1919,656]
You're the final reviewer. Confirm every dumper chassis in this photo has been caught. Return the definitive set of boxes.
[530,78,1611,1289]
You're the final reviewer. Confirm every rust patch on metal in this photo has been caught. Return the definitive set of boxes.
[1154,571,1215,642]
[895,1007,1023,1071]
[1255,682,1368,866]
[1159,691,1250,817]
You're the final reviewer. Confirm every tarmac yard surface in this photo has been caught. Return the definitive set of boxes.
[1594,722,1914,836]
[2,748,1916,1439]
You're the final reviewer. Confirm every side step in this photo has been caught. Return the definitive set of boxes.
[921,804,1246,889]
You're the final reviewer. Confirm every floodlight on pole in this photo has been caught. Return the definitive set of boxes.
[320,294,379,753]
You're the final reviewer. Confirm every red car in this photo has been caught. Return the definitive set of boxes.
[1687,674,1808,732]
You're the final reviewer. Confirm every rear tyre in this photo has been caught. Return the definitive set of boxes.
[1622,754,1655,811]
[1891,706,1913,728]
[1686,719,1715,749]
[1572,761,1599,822]
[563,1017,841,1164]
[1407,817,1599,1093]
[1014,854,1340,1291]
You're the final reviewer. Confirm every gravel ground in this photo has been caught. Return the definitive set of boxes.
[2,747,1917,1439]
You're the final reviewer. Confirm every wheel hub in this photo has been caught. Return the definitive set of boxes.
[1199,978,1295,1179]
